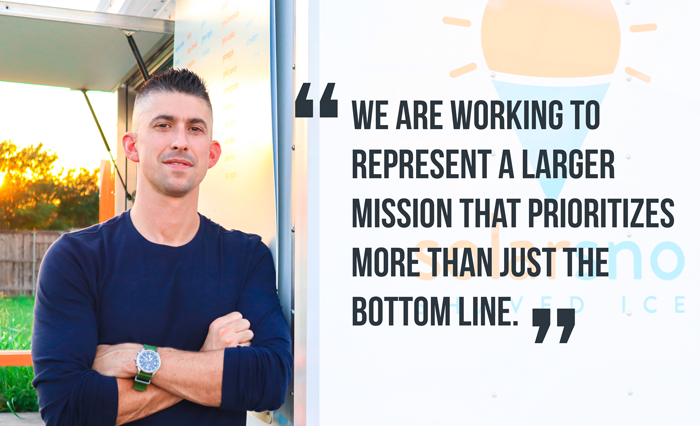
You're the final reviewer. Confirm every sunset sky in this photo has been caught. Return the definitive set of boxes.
[0,81,118,174]
[0,1,123,174]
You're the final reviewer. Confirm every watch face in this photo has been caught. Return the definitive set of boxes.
[137,349,161,373]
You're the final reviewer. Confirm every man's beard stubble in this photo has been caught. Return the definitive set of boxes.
[153,151,199,197]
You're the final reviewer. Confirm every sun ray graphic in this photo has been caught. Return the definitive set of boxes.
[630,23,657,33]
[442,16,475,78]
[625,23,657,82]
[442,17,471,27]
[442,0,659,199]
[625,67,652,83]
[449,63,477,78]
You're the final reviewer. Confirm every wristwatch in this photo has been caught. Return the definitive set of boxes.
[134,344,161,391]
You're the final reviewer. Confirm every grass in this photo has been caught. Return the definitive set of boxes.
[0,294,38,413]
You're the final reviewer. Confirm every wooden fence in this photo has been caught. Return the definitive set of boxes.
[0,230,64,296]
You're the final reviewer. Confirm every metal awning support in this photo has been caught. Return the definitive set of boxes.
[123,30,150,82]
[0,1,172,92]
[80,89,132,201]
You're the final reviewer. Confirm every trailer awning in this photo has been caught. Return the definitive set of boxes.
[0,1,174,92]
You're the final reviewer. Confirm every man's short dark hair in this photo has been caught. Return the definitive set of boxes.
[136,68,212,113]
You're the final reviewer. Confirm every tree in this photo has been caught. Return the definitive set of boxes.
[54,167,100,230]
[0,140,99,230]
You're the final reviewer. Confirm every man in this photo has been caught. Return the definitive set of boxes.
[31,69,292,425]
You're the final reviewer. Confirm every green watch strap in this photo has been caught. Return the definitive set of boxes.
[134,371,153,391]
[133,345,158,391]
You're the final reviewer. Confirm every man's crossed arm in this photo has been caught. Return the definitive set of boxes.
[92,312,253,426]
[33,234,292,426]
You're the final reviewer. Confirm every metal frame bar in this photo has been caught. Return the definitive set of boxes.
[121,36,173,90]
[81,89,132,201]
[115,83,137,214]
[270,0,295,423]
[0,1,174,34]
[123,30,150,82]
[154,0,173,19]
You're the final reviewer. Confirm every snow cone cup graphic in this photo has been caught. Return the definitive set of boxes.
[482,0,621,198]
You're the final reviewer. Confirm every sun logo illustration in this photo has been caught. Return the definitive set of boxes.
[444,0,656,198]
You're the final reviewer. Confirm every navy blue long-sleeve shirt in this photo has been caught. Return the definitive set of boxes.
[31,210,293,425]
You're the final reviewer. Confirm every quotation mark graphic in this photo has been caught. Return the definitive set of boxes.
[295,83,338,118]
[532,308,575,343]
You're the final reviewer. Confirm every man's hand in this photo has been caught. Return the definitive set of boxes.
[201,311,254,351]
[92,310,253,378]
[92,345,184,425]
[92,343,141,378]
